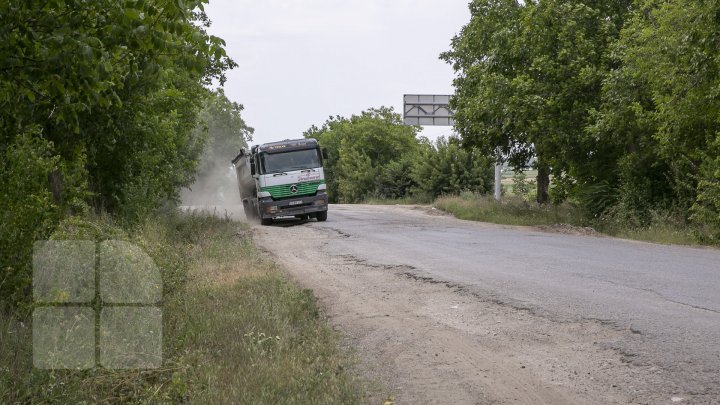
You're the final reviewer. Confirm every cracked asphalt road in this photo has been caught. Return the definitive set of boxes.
[326,206,720,360]
[252,204,720,403]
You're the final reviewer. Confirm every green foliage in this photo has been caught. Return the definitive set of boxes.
[442,0,631,202]
[196,88,254,177]
[0,0,235,310]
[512,171,532,198]
[411,137,494,199]
[304,107,422,203]
[691,137,720,242]
[578,0,720,235]
[574,180,616,219]
[181,89,254,205]
[0,0,236,214]
[436,193,702,245]
[374,158,417,200]
[173,278,365,403]
[443,0,720,240]
[0,130,91,312]
[0,131,59,312]
[599,0,720,232]
[1,213,365,403]
[305,109,495,203]
[0,0,233,137]
[337,144,376,203]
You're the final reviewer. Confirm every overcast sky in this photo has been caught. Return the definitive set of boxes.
[204,0,470,146]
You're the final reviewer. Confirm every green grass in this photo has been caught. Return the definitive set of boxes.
[435,193,582,227]
[434,193,709,246]
[612,225,699,246]
[362,195,433,205]
[595,209,706,246]
[1,211,365,403]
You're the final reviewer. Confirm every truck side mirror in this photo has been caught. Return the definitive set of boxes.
[322,148,328,159]
[249,158,256,176]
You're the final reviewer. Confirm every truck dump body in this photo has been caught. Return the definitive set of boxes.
[232,153,256,202]
[232,138,328,224]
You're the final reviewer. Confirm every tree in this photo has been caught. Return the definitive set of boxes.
[0,0,235,216]
[442,0,631,203]
[304,107,421,203]
[593,0,720,235]
[0,0,235,309]
[196,89,254,176]
[181,89,254,205]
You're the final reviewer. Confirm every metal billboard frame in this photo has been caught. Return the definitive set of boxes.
[403,94,454,126]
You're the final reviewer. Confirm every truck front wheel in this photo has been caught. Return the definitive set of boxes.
[316,211,327,222]
[243,202,255,221]
[258,205,273,225]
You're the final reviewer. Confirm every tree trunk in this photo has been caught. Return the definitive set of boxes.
[536,164,550,204]
[48,169,64,205]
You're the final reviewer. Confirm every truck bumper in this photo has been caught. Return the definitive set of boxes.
[259,194,328,219]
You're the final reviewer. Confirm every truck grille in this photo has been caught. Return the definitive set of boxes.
[261,181,324,199]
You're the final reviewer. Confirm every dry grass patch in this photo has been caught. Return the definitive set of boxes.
[1,211,365,403]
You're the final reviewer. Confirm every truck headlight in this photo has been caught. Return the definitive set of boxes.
[265,206,278,214]
[258,191,271,198]
[317,183,326,191]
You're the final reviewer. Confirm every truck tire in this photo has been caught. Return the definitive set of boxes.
[316,211,327,222]
[242,203,254,221]
[256,205,272,225]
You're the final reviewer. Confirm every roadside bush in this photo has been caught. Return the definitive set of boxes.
[690,140,720,243]
[412,137,494,199]
[336,145,376,203]
[0,131,88,313]
[574,180,617,220]
[374,158,417,199]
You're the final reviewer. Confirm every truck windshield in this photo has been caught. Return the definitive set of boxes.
[259,149,321,174]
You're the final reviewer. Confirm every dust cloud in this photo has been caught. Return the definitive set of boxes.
[180,160,246,221]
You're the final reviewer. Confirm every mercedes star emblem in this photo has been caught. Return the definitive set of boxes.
[290,185,298,193]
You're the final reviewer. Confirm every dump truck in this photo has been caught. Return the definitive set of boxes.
[231,138,328,225]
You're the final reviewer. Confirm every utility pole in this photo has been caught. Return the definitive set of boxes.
[494,162,502,201]
[494,148,502,201]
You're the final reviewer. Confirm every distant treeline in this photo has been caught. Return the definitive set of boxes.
[304,107,495,204]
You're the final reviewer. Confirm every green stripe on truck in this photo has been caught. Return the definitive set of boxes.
[260,181,324,199]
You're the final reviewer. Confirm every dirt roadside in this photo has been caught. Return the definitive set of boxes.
[252,214,682,404]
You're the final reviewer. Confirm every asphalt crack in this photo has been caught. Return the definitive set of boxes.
[575,273,720,315]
